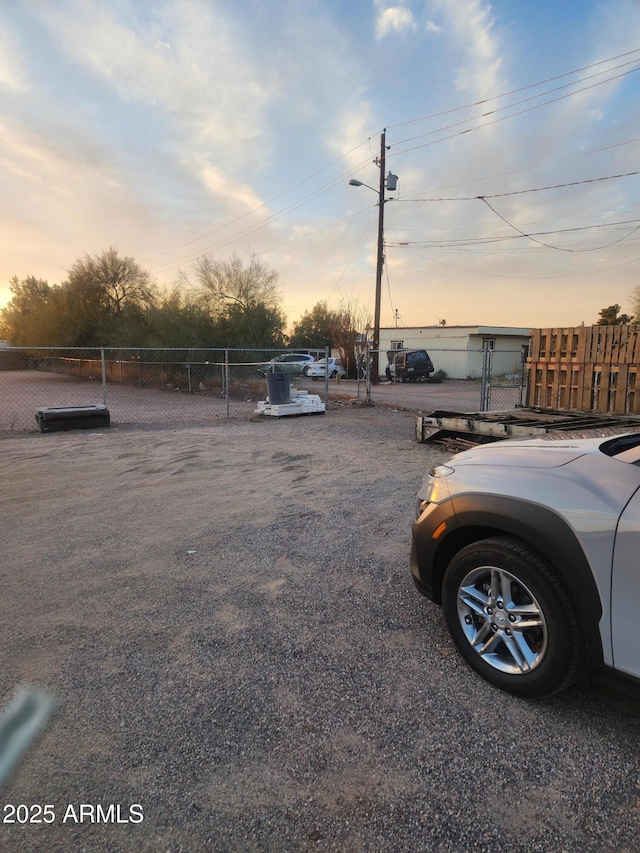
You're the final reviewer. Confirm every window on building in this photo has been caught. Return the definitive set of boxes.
[391,340,404,350]
[483,338,495,350]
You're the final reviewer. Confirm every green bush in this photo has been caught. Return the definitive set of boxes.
[428,369,447,384]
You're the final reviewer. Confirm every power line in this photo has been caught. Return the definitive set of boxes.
[399,245,640,280]
[323,209,376,305]
[386,47,640,131]
[150,135,639,276]
[479,198,640,252]
[387,205,640,234]
[384,256,395,318]
[143,48,640,276]
[390,57,640,150]
[405,170,640,202]
[142,142,378,265]
[403,137,640,200]
[388,64,640,160]
[251,206,373,260]
[387,218,640,248]
[146,158,375,274]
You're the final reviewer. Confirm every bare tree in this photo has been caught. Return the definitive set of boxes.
[630,286,640,323]
[68,246,155,315]
[189,253,286,346]
[329,296,371,379]
[192,253,280,316]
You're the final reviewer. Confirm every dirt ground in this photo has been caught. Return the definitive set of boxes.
[1,407,640,853]
[0,368,524,433]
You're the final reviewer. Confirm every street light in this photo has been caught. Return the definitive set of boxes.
[349,130,398,384]
[349,179,376,191]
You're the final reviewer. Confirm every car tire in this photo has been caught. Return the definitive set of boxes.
[441,537,581,698]
[330,370,337,379]
[302,366,310,376]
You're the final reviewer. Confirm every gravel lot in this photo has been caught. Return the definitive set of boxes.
[1,406,640,853]
[0,368,523,433]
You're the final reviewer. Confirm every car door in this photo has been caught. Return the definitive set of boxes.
[611,486,640,678]
[412,351,427,377]
[282,354,301,373]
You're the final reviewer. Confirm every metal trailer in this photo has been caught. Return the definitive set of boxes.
[416,408,640,449]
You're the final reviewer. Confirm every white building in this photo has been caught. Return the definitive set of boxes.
[379,325,531,379]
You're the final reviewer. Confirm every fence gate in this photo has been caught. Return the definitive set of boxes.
[480,344,527,412]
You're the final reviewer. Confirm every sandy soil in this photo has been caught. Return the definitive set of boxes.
[0,368,524,434]
[0,408,436,852]
[1,407,640,853]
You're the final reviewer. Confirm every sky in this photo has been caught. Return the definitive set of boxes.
[2,1,640,332]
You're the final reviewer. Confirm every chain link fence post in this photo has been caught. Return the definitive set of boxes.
[480,342,493,412]
[100,347,107,407]
[323,346,330,405]
[519,345,528,407]
[225,349,230,419]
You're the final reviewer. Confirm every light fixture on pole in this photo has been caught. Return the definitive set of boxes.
[349,129,398,384]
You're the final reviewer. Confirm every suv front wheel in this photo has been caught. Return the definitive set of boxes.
[442,537,581,697]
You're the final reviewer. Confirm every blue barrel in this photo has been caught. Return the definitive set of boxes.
[266,372,291,404]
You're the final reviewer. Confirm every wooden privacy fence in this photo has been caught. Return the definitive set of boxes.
[527,325,640,415]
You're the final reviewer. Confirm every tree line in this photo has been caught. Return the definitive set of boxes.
[0,247,369,376]
[596,304,635,325]
[5,247,639,354]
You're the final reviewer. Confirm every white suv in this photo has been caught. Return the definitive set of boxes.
[411,431,640,697]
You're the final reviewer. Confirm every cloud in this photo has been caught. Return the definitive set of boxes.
[376,5,417,39]
[324,104,376,170]
[432,0,504,98]
[199,165,264,213]
[36,0,272,175]
[0,114,164,286]
[0,25,31,92]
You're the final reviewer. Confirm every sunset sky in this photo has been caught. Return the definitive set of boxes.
[2,1,640,331]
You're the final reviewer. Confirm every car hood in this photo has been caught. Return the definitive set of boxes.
[446,436,602,469]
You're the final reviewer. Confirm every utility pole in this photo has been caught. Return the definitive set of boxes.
[348,129,397,386]
[372,130,386,386]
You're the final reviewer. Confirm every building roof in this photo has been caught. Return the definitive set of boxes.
[380,325,531,336]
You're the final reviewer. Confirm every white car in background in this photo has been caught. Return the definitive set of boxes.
[306,358,347,380]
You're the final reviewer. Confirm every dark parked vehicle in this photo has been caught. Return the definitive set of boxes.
[411,432,640,697]
[385,349,434,382]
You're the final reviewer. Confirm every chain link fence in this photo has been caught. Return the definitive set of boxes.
[367,345,528,413]
[0,347,352,432]
[0,344,527,433]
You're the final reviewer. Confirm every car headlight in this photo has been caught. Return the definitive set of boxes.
[430,464,455,478]
[415,466,455,519]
